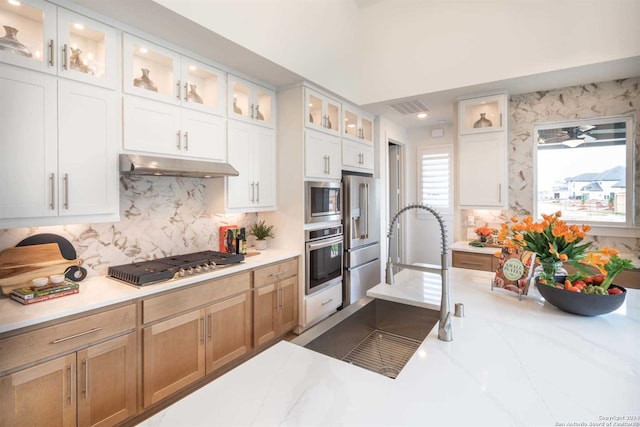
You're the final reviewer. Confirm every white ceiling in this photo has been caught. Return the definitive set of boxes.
[64,0,640,130]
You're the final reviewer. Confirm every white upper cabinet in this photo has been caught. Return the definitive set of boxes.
[0,64,119,227]
[342,139,374,173]
[457,93,508,209]
[305,128,341,180]
[0,0,56,74]
[0,0,119,88]
[342,103,373,143]
[458,94,507,135]
[305,88,340,136]
[123,34,225,115]
[228,74,274,128]
[56,8,119,89]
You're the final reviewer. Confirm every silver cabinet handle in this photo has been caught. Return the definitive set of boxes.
[460,261,484,266]
[184,131,189,151]
[176,80,181,100]
[327,155,331,175]
[207,313,213,341]
[63,173,69,210]
[49,173,55,210]
[184,82,189,101]
[498,183,502,203]
[62,44,68,70]
[83,358,89,399]
[52,327,102,344]
[256,182,259,203]
[500,113,503,128]
[250,104,255,119]
[200,316,205,343]
[321,298,334,306]
[176,131,181,149]
[278,288,283,310]
[48,39,54,67]
[250,182,255,202]
[269,269,288,277]
[68,363,74,405]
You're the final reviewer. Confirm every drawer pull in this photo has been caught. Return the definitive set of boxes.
[52,327,102,344]
[460,261,484,266]
[269,269,288,277]
[321,298,334,306]
[68,363,74,405]
[83,358,89,399]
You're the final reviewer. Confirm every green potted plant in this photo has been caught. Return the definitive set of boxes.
[248,220,274,250]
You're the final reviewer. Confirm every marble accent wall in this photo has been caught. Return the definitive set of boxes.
[463,77,640,254]
[0,176,258,277]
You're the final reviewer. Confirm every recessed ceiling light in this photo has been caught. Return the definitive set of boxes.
[417,112,428,119]
[73,23,85,30]
[139,47,148,54]
[8,0,21,6]
[189,65,197,71]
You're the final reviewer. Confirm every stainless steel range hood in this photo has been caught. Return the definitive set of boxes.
[119,154,239,178]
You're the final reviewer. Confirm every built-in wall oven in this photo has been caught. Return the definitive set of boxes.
[305,181,341,224]
[305,225,343,295]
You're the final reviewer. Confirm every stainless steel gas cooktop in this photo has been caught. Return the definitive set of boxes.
[107,251,244,286]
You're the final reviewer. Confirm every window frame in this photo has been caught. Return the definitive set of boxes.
[532,115,636,234]
[417,144,453,217]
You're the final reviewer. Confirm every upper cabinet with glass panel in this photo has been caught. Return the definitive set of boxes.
[123,34,225,115]
[57,9,118,89]
[0,0,56,73]
[305,88,341,136]
[0,0,118,88]
[228,74,274,127]
[342,103,374,143]
[534,116,633,227]
[458,94,507,134]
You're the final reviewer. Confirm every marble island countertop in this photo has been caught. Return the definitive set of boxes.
[138,268,640,427]
[0,249,299,334]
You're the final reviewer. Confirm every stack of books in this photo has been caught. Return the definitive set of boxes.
[11,281,79,305]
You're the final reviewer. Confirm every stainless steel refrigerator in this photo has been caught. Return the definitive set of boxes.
[342,174,380,308]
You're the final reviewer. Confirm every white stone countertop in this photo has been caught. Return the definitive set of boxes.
[138,267,640,427]
[0,249,300,334]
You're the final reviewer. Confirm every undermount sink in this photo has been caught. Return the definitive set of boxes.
[292,298,439,379]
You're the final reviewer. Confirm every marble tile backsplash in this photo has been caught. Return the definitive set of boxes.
[0,176,258,277]
[463,77,640,254]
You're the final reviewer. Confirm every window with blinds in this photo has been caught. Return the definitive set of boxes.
[418,145,452,214]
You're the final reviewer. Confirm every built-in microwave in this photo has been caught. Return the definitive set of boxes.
[305,181,341,224]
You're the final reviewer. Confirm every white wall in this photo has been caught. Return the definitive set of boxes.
[152,0,361,102]
[405,124,455,265]
[356,0,640,104]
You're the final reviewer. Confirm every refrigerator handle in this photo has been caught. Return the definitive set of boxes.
[359,183,369,239]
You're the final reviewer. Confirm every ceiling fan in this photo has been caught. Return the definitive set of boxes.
[538,125,596,147]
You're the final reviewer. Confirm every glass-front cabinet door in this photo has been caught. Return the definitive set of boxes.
[57,9,118,89]
[123,33,180,103]
[305,88,340,136]
[181,57,225,116]
[228,74,274,128]
[0,0,56,73]
[458,94,507,135]
[343,104,374,143]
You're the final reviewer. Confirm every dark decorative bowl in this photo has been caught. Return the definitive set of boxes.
[535,280,627,316]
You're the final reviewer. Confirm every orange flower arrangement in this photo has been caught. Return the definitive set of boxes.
[500,211,633,290]
[475,225,495,237]
[498,211,592,265]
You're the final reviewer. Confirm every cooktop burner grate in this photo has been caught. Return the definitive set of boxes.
[108,251,244,286]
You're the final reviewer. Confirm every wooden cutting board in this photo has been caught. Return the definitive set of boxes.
[0,244,83,295]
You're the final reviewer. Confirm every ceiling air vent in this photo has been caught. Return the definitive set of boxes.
[388,99,430,115]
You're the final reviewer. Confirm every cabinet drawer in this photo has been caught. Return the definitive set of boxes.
[254,258,298,288]
[143,271,251,324]
[0,304,135,373]
[305,283,341,326]
[452,251,495,272]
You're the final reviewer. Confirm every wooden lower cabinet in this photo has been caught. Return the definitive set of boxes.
[0,332,136,427]
[254,276,298,347]
[452,250,498,272]
[143,309,206,408]
[206,291,252,372]
[142,290,252,408]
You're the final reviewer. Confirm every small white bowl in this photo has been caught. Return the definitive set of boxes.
[32,277,49,288]
[49,274,65,284]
